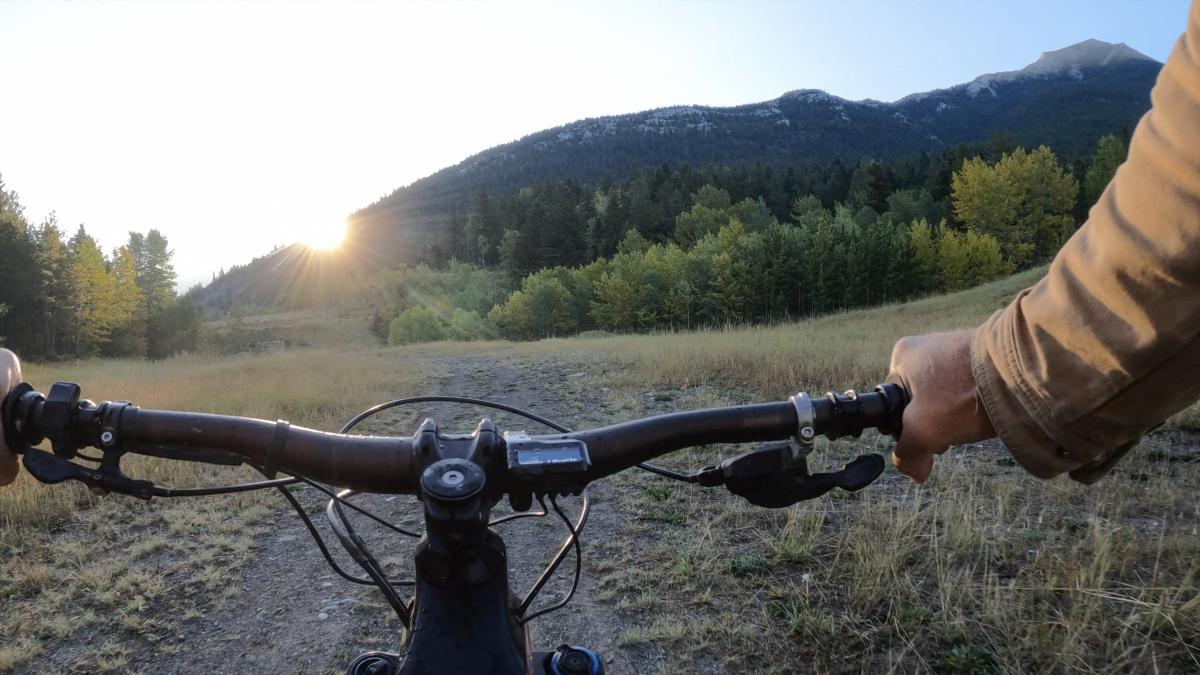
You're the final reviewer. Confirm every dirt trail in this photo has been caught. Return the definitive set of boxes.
[130,352,645,675]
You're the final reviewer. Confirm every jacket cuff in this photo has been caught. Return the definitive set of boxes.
[969,309,1094,478]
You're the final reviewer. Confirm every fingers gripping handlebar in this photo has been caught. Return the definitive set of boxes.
[2,378,909,506]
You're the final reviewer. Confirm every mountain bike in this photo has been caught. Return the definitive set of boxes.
[2,377,909,675]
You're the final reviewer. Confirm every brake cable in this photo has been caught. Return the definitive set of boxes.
[338,395,573,435]
[518,492,589,624]
[488,502,549,526]
[270,483,413,589]
[193,393,661,628]
[298,479,421,538]
[328,495,413,628]
[341,394,687,482]
[155,476,302,496]
[274,395,581,624]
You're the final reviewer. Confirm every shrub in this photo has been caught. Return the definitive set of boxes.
[387,306,448,345]
[449,308,494,341]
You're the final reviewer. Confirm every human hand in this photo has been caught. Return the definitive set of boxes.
[0,348,21,486]
[888,330,996,483]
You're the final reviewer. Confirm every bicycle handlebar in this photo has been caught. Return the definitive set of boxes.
[2,379,909,502]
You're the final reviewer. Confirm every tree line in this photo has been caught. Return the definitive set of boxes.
[0,176,204,359]
[375,134,1127,344]
[422,131,1127,281]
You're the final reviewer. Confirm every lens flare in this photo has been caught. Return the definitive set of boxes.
[304,220,347,250]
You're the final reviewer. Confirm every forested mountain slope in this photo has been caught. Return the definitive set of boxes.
[344,40,1158,262]
[193,40,1159,310]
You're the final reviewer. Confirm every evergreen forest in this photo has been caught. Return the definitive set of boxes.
[369,134,1129,344]
[0,178,205,360]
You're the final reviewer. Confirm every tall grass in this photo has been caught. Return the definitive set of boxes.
[1,347,432,672]
[609,439,1200,672]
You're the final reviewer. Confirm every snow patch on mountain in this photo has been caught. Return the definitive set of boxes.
[966,79,997,98]
[779,89,848,105]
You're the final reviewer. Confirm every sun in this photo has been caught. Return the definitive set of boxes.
[303,220,347,250]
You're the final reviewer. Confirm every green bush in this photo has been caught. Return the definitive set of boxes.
[448,308,494,341]
[387,306,448,345]
[488,265,601,340]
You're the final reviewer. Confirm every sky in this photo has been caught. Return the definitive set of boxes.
[0,1,1191,290]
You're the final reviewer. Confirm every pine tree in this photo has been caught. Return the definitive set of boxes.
[104,246,147,357]
[498,229,522,282]
[30,216,71,355]
[1085,135,1128,209]
[825,156,850,207]
[67,227,121,356]
[0,178,47,356]
[129,229,178,356]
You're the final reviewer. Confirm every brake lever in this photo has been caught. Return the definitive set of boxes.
[22,448,156,500]
[696,443,885,508]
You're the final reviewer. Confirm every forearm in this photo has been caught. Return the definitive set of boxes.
[973,1,1200,483]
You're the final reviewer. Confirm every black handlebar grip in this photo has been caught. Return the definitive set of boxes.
[2,383,41,454]
[877,373,911,439]
[809,376,910,441]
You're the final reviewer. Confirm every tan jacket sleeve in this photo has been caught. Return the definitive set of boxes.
[971,1,1200,484]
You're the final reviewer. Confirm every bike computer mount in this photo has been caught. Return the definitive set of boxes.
[504,431,591,502]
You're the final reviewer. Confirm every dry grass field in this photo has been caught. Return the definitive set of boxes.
[2,268,1198,673]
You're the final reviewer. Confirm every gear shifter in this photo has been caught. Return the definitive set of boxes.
[695,443,885,508]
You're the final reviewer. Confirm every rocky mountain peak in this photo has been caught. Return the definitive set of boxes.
[1021,39,1157,77]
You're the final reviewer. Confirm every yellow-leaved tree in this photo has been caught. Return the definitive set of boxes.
[936,225,1006,292]
[952,146,1077,267]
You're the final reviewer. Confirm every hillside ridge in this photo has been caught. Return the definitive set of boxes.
[195,40,1161,309]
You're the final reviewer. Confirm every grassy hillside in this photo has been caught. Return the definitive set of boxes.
[399,265,1046,401]
[572,266,1046,398]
